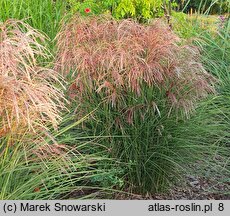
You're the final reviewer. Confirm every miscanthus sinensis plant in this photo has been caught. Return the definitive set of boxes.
[0,19,66,137]
[56,15,217,193]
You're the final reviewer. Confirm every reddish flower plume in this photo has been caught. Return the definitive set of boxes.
[56,16,216,117]
[84,8,91,13]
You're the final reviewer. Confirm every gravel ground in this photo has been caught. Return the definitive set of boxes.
[150,175,230,200]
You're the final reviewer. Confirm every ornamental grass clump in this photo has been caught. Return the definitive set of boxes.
[56,15,215,117]
[0,115,124,199]
[56,15,217,193]
[0,19,65,137]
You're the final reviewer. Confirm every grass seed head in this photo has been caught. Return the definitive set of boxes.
[56,15,216,117]
[0,19,66,137]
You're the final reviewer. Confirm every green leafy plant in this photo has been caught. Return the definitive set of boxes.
[112,0,164,19]
[68,0,171,21]
[171,11,200,38]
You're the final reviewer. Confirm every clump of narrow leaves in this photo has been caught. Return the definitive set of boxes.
[56,15,215,117]
[0,19,65,137]
[0,127,123,199]
[56,15,218,194]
